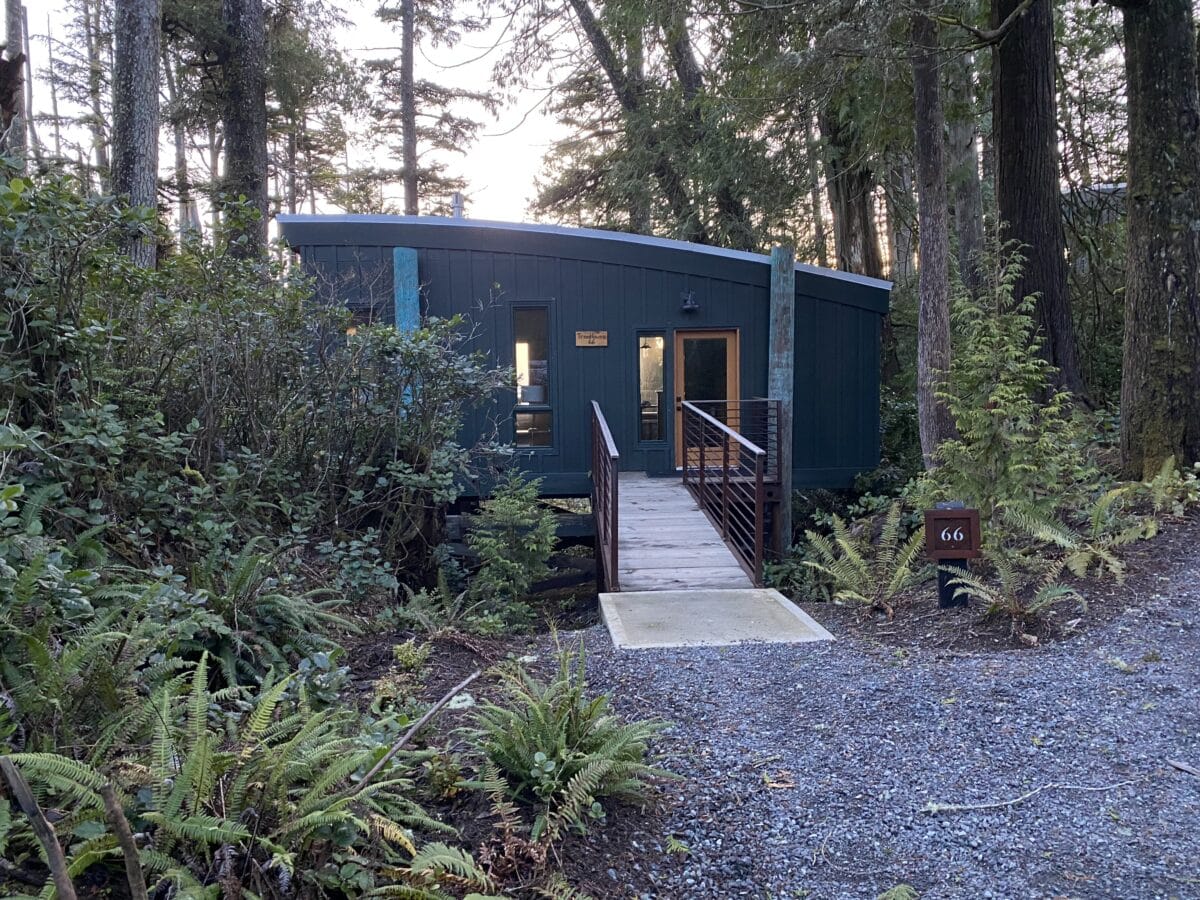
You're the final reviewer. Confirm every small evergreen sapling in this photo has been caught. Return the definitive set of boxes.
[921,251,1097,527]
[467,470,557,607]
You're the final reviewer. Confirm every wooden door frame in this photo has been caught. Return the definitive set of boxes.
[673,328,740,467]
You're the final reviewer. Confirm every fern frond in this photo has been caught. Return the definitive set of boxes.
[143,812,251,845]
[369,814,418,855]
[405,842,489,886]
[6,753,108,810]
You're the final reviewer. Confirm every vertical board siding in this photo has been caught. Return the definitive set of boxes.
[295,239,886,493]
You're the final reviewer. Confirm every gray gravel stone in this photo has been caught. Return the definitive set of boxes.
[564,552,1200,898]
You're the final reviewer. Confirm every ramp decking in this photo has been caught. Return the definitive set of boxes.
[617,473,754,592]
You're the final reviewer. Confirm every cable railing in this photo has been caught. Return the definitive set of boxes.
[680,400,768,585]
[590,401,619,592]
[685,399,782,484]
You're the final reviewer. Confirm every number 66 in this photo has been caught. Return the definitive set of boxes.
[940,527,965,542]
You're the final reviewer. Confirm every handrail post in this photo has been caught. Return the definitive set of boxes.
[721,438,730,538]
[681,402,688,490]
[754,452,765,585]
[698,410,706,503]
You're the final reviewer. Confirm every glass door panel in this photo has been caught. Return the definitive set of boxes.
[674,330,738,467]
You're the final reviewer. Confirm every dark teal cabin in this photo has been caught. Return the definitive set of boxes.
[278,214,890,498]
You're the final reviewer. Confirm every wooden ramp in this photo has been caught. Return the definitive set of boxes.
[617,473,753,592]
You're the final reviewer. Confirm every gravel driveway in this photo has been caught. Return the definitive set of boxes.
[574,554,1200,898]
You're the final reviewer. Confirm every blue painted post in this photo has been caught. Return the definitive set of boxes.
[393,248,420,331]
[393,248,420,411]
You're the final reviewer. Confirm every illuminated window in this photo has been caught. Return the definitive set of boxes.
[514,308,552,447]
[638,333,665,441]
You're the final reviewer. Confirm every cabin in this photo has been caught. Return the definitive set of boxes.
[278,214,891,587]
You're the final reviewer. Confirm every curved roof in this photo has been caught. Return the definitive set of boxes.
[277,214,891,313]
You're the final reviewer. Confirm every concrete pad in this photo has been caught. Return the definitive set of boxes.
[599,588,834,650]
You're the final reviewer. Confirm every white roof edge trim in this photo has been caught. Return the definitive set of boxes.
[275,213,894,292]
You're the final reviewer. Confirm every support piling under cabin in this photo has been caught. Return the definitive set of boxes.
[279,214,891,586]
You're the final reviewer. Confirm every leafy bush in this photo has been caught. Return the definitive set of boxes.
[469,642,667,842]
[764,541,833,601]
[0,169,508,578]
[185,540,352,686]
[1129,455,1200,517]
[0,170,522,897]
[803,501,926,619]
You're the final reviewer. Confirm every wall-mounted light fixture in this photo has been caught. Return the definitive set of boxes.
[680,291,699,314]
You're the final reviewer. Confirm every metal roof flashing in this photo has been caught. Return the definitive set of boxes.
[276,213,893,301]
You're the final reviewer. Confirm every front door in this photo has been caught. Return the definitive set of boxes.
[674,329,739,467]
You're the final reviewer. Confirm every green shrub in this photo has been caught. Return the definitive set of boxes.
[393,638,433,672]
[466,469,558,624]
[803,501,926,619]
[185,539,352,686]
[1130,455,1200,517]
[917,250,1100,528]
[0,170,509,577]
[469,642,667,842]
[765,540,833,601]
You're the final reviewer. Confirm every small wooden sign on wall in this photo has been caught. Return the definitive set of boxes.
[575,330,609,347]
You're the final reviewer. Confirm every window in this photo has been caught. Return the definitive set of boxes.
[514,307,552,447]
[638,333,665,441]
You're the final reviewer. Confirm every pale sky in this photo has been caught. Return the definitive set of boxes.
[25,1,566,223]
[341,1,567,221]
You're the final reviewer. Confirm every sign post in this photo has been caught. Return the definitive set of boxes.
[924,503,982,609]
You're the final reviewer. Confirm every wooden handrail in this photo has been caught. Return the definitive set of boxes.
[590,401,619,592]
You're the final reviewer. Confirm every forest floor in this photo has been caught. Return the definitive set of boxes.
[349,515,1200,899]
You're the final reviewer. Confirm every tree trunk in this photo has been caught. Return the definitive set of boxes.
[286,124,298,215]
[992,0,1087,399]
[400,0,418,215]
[84,0,111,192]
[47,14,63,160]
[886,160,916,286]
[947,51,985,294]
[660,4,755,250]
[174,117,201,237]
[566,0,709,244]
[1116,0,1200,476]
[912,7,956,468]
[625,27,650,233]
[0,52,21,156]
[220,0,269,255]
[164,53,199,239]
[111,0,161,267]
[4,0,25,163]
[820,110,885,278]
[820,107,898,380]
[806,118,829,268]
[207,120,221,232]
[20,6,40,163]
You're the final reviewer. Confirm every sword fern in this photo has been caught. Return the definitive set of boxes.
[803,501,926,619]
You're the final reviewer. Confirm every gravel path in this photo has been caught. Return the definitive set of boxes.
[574,554,1200,898]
